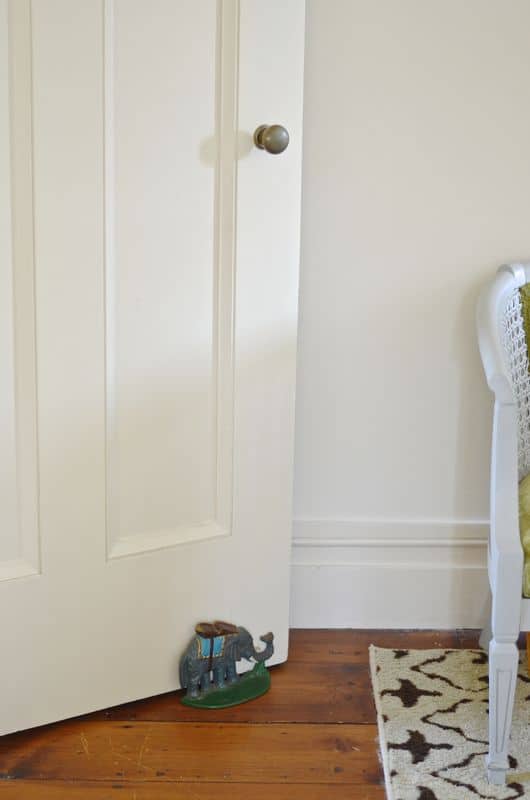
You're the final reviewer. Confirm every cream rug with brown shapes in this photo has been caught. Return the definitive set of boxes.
[370,647,530,799]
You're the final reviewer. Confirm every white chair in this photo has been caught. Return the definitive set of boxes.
[476,262,530,785]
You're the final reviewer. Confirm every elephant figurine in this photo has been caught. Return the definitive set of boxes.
[179,620,274,698]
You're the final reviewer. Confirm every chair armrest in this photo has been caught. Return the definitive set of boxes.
[476,269,520,404]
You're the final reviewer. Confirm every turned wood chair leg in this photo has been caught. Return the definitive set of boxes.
[487,639,519,785]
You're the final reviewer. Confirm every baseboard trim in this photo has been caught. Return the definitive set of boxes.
[290,518,490,629]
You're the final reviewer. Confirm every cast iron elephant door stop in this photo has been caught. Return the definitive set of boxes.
[179,621,274,708]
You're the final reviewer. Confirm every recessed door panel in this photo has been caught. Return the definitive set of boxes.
[105,0,233,556]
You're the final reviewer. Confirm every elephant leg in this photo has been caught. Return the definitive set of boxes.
[200,670,211,694]
[187,678,200,698]
[213,665,225,689]
[226,663,238,684]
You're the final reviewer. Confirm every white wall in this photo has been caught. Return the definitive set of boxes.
[291,0,530,628]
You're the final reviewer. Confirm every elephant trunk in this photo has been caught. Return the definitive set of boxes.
[252,632,274,663]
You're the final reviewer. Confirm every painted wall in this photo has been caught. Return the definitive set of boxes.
[292,0,530,627]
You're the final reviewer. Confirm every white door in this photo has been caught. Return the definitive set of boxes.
[1,0,305,734]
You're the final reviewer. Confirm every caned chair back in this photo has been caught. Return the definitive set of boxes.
[501,284,530,479]
[477,263,530,480]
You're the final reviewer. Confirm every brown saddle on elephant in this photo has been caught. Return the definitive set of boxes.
[195,620,238,639]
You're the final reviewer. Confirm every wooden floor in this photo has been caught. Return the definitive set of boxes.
[0,629,481,798]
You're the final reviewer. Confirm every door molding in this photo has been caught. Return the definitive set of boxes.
[0,0,40,581]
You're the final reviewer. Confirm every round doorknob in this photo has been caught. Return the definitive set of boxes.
[253,124,290,155]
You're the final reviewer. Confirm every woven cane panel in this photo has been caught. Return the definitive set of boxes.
[502,288,530,479]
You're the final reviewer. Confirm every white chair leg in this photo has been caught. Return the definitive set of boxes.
[487,639,519,785]
[479,618,492,651]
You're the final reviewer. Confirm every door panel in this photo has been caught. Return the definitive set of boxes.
[1,0,304,735]
[105,0,234,556]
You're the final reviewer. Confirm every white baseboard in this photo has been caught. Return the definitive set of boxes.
[290,518,490,629]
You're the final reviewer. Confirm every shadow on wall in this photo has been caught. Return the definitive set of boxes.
[449,271,498,625]
[452,273,493,523]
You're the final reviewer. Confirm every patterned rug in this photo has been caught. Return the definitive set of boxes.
[370,647,530,799]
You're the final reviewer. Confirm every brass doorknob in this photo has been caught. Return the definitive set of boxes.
[253,124,290,155]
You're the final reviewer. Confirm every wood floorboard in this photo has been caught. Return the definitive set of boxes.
[0,721,381,784]
[95,660,373,725]
[0,628,481,798]
[0,781,387,799]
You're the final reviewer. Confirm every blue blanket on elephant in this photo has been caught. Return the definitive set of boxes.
[198,635,225,658]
